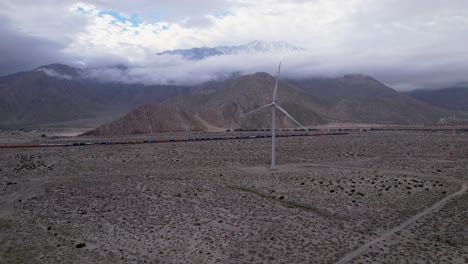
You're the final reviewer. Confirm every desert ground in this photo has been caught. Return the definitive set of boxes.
[0,129,467,263]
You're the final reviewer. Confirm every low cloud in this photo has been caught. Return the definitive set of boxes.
[81,48,468,90]
[1,0,468,90]
[35,68,73,80]
[0,18,74,76]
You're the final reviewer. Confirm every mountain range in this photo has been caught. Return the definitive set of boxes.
[0,64,191,128]
[406,86,468,112]
[288,75,448,124]
[85,72,328,135]
[1,63,467,133]
[157,40,304,60]
[85,73,464,135]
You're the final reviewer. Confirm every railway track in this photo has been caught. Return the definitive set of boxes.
[0,132,347,149]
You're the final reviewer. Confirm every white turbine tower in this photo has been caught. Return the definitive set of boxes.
[244,62,305,169]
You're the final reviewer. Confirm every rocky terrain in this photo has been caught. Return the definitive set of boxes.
[85,72,329,135]
[407,86,468,112]
[288,75,452,124]
[0,64,191,127]
[3,64,464,133]
[86,73,459,135]
[0,130,467,263]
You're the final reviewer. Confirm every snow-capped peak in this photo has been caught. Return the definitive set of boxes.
[241,40,303,53]
[157,40,304,60]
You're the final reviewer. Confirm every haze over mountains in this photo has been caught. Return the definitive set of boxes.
[85,72,328,135]
[85,73,462,135]
[1,60,467,133]
[2,1,467,95]
[288,76,448,124]
[406,86,468,112]
[0,64,191,128]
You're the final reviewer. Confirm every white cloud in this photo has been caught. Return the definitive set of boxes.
[35,68,73,80]
[1,0,468,89]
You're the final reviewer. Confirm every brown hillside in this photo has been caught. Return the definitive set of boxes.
[86,72,328,135]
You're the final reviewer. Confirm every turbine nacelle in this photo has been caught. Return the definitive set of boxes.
[242,102,305,130]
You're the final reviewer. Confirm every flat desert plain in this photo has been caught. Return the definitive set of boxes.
[0,130,467,263]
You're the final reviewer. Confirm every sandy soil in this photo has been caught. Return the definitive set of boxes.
[0,130,467,263]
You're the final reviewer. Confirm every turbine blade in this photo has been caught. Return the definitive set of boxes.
[275,104,305,129]
[241,103,273,117]
[272,61,281,101]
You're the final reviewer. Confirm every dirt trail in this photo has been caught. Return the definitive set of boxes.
[334,182,467,264]
[241,162,468,263]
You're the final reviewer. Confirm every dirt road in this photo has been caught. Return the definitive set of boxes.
[335,182,467,264]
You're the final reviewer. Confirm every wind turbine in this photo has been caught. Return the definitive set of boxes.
[243,62,305,169]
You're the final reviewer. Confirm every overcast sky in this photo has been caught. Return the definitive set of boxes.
[1,0,467,90]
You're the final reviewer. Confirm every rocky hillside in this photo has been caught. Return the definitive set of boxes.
[406,86,468,112]
[288,75,449,124]
[85,72,328,135]
[85,104,206,135]
[2,64,458,133]
[85,72,458,135]
[0,64,191,127]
